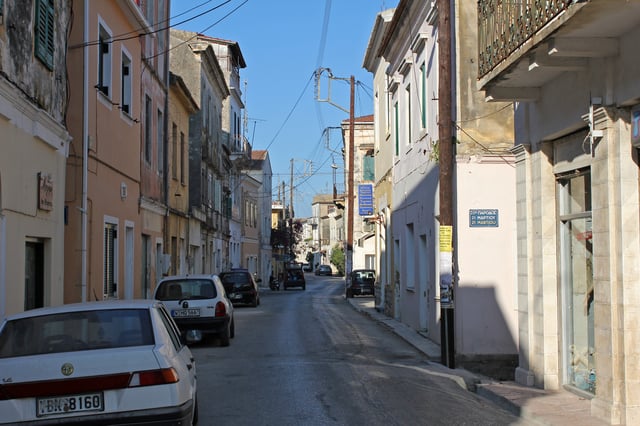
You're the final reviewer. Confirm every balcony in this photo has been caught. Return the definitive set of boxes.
[477,0,640,101]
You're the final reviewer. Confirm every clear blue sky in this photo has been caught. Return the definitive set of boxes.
[170,0,398,218]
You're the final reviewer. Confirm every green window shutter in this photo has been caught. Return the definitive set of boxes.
[34,0,54,70]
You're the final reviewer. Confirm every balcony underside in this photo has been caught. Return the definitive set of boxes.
[478,0,640,102]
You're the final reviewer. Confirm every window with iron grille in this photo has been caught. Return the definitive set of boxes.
[121,53,131,114]
[34,0,54,70]
[98,24,112,96]
[104,223,117,298]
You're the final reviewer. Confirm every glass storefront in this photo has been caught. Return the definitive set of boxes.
[558,169,595,393]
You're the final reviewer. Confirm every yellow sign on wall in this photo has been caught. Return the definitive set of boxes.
[439,225,452,252]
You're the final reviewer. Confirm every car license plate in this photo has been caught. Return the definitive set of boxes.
[231,293,242,300]
[37,393,104,417]
[172,308,200,317]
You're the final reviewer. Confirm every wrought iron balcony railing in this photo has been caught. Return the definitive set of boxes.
[478,0,574,78]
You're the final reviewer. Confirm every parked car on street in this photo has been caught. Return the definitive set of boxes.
[315,264,332,276]
[284,265,306,290]
[219,269,260,307]
[155,274,234,346]
[0,300,198,425]
[346,269,376,298]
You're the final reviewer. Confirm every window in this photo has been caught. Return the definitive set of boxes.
[34,0,54,69]
[180,131,186,184]
[420,62,427,129]
[157,109,164,174]
[171,123,178,179]
[98,24,112,96]
[104,223,117,298]
[394,101,399,156]
[406,84,412,145]
[144,95,152,162]
[558,169,594,393]
[363,150,374,181]
[121,52,131,114]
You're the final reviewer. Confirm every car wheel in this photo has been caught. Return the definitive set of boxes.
[230,318,235,339]
[192,396,199,425]
[220,322,231,347]
[302,284,306,290]
[252,295,258,308]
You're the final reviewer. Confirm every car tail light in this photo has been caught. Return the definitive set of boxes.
[129,368,179,387]
[215,301,226,317]
[0,369,179,399]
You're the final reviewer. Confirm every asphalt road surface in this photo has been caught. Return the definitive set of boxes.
[190,273,528,426]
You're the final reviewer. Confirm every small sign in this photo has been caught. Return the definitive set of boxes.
[358,184,374,216]
[38,172,53,211]
[469,209,498,227]
[439,225,452,252]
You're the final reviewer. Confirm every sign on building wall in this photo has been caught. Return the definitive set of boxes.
[358,184,374,216]
[469,209,498,227]
[38,172,53,211]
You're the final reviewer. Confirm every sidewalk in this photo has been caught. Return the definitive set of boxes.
[347,297,608,426]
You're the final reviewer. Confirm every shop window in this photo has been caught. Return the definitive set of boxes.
[558,168,595,393]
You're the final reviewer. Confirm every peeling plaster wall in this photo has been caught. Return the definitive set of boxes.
[0,0,71,123]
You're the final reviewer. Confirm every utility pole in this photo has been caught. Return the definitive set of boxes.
[438,0,455,369]
[289,159,295,261]
[314,68,355,280]
[346,76,355,280]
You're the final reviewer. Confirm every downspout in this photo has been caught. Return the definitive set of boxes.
[0,204,5,319]
[81,0,89,302]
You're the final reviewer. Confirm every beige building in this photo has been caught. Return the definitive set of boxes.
[245,150,273,286]
[139,0,170,298]
[478,1,640,423]
[65,1,147,302]
[0,0,71,317]
[166,72,198,278]
[239,170,260,274]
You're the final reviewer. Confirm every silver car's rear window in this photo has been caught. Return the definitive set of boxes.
[0,308,154,358]
[155,279,217,301]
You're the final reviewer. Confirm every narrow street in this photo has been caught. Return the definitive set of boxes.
[190,274,528,426]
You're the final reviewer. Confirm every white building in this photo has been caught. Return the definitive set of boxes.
[364,0,518,378]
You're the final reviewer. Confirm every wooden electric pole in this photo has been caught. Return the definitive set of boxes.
[346,75,355,279]
[438,0,455,369]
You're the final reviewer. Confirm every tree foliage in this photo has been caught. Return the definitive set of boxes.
[330,244,345,276]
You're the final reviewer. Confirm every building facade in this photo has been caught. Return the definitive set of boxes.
[65,0,147,303]
[0,0,72,317]
[246,150,273,286]
[341,115,376,271]
[166,72,198,279]
[478,1,640,422]
[364,0,518,376]
[139,0,170,297]
[170,29,230,275]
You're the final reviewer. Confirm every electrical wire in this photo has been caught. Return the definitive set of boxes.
[69,0,235,49]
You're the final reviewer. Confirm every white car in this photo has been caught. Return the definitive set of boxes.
[154,274,235,346]
[0,300,197,425]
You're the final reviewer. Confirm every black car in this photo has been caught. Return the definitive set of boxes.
[346,269,376,298]
[219,269,261,307]
[284,267,306,290]
[315,264,332,276]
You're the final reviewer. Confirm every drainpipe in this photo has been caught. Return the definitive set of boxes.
[81,0,89,302]
[0,209,6,319]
